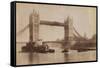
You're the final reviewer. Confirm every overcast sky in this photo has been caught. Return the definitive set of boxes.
[16,3,96,41]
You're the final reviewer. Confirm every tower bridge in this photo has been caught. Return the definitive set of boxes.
[17,9,96,52]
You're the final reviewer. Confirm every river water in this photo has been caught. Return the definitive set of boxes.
[16,43,96,65]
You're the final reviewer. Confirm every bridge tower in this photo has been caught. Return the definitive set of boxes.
[22,9,40,52]
[64,16,73,51]
[29,9,40,43]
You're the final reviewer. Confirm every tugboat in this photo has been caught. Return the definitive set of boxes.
[22,41,55,53]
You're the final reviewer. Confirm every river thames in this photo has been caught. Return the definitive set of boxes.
[16,43,96,65]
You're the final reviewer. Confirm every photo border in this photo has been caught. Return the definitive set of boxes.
[10,1,98,67]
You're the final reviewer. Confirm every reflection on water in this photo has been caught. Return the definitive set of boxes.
[28,53,33,63]
[16,44,96,65]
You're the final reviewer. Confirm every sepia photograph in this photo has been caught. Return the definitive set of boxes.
[15,2,97,66]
